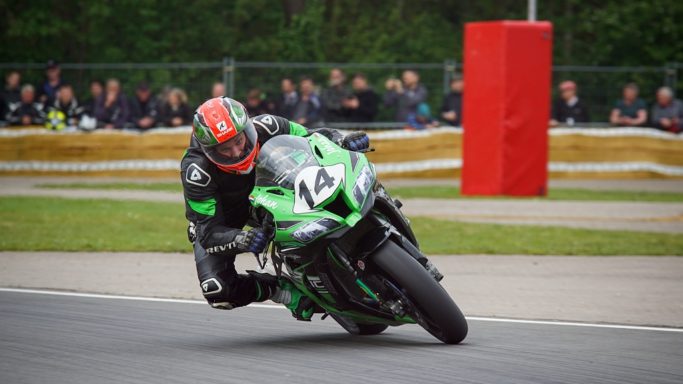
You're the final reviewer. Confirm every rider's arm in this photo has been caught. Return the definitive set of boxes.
[181,153,244,255]
[252,113,367,151]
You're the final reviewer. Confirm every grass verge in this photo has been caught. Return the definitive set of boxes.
[1,196,681,255]
[37,182,683,202]
[389,186,683,203]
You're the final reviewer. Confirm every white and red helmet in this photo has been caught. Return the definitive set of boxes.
[192,97,259,174]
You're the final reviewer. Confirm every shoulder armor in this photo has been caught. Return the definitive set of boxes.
[252,114,289,137]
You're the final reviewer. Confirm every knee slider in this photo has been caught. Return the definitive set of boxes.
[200,277,236,309]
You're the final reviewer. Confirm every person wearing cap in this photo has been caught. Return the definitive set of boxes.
[129,82,159,130]
[36,60,64,105]
[550,80,590,127]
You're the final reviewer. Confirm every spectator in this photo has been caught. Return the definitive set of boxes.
[292,77,321,127]
[82,79,103,116]
[159,88,192,127]
[244,88,272,117]
[343,73,379,122]
[549,80,590,127]
[49,84,84,127]
[95,78,130,129]
[1,71,22,122]
[610,83,648,126]
[130,82,159,130]
[651,86,683,133]
[211,82,225,98]
[383,70,428,122]
[7,84,45,126]
[321,68,351,122]
[441,76,464,126]
[407,103,439,130]
[276,77,298,119]
[36,60,64,105]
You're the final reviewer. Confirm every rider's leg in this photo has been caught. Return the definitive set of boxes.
[194,242,277,309]
[194,242,315,319]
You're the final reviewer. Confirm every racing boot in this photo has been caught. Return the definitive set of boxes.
[270,280,315,321]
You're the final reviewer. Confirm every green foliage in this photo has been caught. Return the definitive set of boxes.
[2,0,681,65]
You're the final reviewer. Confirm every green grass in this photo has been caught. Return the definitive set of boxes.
[37,182,683,202]
[0,197,188,252]
[37,182,183,192]
[389,186,683,203]
[1,196,681,255]
[411,217,683,255]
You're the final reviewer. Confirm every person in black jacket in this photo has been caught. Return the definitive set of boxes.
[182,96,369,319]
[159,88,192,127]
[343,73,379,122]
[130,82,159,130]
[7,84,45,126]
[441,76,463,126]
[275,78,298,120]
[36,60,64,106]
[244,88,273,117]
[1,71,21,124]
[550,80,590,127]
[95,78,130,129]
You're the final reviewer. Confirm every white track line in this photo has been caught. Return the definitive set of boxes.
[2,287,682,333]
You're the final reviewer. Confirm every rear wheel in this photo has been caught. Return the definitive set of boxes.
[330,314,389,335]
[372,240,468,344]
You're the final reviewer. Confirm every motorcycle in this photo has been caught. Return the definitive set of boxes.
[249,133,468,344]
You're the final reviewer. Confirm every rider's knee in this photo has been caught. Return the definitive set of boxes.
[199,276,237,310]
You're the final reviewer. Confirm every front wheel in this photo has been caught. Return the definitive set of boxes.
[372,240,468,344]
[330,314,389,335]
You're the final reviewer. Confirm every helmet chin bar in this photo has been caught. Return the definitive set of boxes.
[210,143,260,175]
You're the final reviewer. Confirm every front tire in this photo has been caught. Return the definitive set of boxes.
[372,240,468,344]
[330,314,389,335]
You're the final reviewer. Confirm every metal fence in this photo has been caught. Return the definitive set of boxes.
[1,59,680,125]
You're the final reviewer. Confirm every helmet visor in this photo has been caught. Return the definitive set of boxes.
[202,120,258,167]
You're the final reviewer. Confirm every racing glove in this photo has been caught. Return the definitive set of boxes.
[234,227,271,254]
[341,132,370,152]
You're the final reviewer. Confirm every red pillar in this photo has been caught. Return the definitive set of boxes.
[461,21,552,196]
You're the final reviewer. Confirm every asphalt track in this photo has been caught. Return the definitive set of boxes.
[1,290,682,384]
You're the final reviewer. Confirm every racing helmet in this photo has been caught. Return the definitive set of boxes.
[192,97,259,174]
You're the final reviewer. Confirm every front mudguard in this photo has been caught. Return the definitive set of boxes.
[373,183,419,247]
[354,212,443,282]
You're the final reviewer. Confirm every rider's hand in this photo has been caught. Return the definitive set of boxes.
[234,227,271,254]
[342,132,370,152]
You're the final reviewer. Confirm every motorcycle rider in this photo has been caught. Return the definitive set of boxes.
[182,96,369,320]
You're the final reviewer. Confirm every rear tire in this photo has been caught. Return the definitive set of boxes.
[372,240,468,344]
[330,314,388,335]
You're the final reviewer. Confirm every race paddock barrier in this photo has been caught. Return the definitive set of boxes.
[0,126,681,179]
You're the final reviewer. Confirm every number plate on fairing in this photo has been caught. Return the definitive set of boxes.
[293,164,345,214]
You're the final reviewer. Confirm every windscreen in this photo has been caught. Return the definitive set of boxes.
[255,135,318,189]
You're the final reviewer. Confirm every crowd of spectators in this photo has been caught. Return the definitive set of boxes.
[1,60,681,133]
[0,61,195,131]
[550,80,683,133]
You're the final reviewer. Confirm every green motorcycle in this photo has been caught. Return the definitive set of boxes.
[249,133,468,344]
